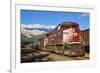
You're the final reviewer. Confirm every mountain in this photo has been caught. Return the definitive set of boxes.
[21,34,33,43]
[21,28,51,38]
[21,24,53,43]
[21,24,55,38]
[21,33,40,43]
[21,28,49,43]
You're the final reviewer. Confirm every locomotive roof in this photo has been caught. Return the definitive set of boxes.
[61,22,79,26]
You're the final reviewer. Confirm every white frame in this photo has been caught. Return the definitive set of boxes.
[11,3,96,73]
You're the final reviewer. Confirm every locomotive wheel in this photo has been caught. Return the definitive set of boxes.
[45,45,56,52]
[54,45,64,54]
[54,46,59,54]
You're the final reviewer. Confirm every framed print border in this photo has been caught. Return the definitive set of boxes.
[11,3,96,73]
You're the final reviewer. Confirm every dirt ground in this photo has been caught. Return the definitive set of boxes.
[21,49,89,63]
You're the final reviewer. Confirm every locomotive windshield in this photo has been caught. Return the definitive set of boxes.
[62,24,79,28]
[72,25,79,28]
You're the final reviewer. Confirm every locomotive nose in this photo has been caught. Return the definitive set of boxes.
[71,33,80,42]
[69,28,81,42]
[63,28,81,43]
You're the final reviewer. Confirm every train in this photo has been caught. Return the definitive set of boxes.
[35,22,87,56]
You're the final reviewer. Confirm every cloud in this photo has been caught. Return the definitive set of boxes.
[21,24,56,29]
[78,13,89,19]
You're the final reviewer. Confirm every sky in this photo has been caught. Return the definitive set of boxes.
[21,9,90,30]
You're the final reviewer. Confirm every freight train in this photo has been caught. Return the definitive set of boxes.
[37,22,86,56]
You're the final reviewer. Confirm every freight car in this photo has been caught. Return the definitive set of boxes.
[81,29,89,53]
[38,22,85,56]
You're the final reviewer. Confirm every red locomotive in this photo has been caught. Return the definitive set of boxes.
[39,22,85,56]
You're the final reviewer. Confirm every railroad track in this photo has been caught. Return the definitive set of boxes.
[37,51,89,61]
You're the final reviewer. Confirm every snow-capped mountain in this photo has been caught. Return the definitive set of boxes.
[21,28,47,38]
[21,24,55,38]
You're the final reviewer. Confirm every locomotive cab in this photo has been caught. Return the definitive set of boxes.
[62,22,81,44]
